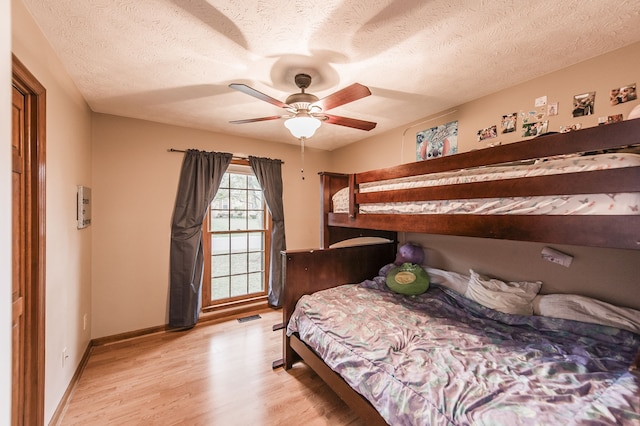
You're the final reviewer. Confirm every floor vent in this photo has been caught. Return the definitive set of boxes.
[237,314,261,323]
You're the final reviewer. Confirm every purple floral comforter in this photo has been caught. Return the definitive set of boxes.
[287,273,640,425]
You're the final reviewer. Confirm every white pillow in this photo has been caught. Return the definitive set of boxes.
[533,294,640,334]
[329,236,394,248]
[425,267,469,295]
[465,269,542,316]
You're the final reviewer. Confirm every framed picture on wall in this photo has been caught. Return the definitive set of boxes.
[477,125,497,142]
[522,120,548,137]
[501,113,517,133]
[572,92,595,117]
[610,84,637,105]
[416,120,458,161]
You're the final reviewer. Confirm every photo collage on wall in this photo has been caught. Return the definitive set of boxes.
[417,82,637,158]
[416,120,458,161]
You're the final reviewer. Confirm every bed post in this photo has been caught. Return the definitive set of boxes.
[319,172,396,248]
[319,172,349,248]
[348,173,356,218]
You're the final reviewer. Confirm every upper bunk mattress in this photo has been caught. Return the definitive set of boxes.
[332,152,640,215]
[287,279,640,425]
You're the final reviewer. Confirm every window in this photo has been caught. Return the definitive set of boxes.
[202,161,270,309]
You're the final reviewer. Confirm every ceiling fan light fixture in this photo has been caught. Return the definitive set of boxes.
[229,73,376,137]
[284,113,321,139]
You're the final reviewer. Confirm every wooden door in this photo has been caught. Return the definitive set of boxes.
[12,55,46,426]
[11,82,26,426]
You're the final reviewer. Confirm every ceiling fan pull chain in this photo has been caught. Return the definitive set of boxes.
[300,137,305,180]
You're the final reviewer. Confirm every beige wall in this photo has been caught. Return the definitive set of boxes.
[1,0,12,423]
[333,42,640,172]
[411,234,640,310]
[332,42,640,310]
[91,114,332,338]
[12,0,93,422]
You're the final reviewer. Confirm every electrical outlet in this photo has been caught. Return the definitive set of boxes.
[83,313,87,331]
[541,247,573,267]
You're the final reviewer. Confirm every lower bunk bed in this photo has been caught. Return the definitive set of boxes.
[281,243,640,425]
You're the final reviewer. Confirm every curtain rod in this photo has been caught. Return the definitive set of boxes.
[167,148,284,163]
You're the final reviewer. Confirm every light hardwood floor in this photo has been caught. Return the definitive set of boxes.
[57,309,367,426]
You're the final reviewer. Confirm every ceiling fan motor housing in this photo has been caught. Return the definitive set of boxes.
[294,73,312,90]
[285,74,318,110]
[286,73,319,109]
[285,92,319,110]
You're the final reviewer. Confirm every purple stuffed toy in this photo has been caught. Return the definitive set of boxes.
[394,242,425,265]
[379,242,425,278]
[384,242,429,295]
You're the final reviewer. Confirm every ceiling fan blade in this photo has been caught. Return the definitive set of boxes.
[313,83,371,111]
[229,115,284,124]
[323,114,377,131]
[229,83,290,109]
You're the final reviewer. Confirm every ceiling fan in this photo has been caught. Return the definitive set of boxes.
[229,73,377,139]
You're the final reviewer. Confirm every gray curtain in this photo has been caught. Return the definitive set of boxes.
[249,156,286,307]
[169,150,233,328]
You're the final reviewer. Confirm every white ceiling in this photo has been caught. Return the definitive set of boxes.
[22,0,640,151]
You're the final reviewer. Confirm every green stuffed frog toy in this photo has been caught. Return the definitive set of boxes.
[386,243,430,295]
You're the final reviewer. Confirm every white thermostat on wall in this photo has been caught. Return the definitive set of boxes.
[77,186,92,229]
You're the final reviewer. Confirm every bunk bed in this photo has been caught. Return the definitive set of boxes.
[280,119,640,425]
[320,118,640,250]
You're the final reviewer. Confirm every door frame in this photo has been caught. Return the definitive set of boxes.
[12,54,46,426]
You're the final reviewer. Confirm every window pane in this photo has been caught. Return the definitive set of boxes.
[230,253,247,275]
[230,211,247,231]
[211,254,229,277]
[248,175,260,190]
[247,189,262,210]
[248,210,263,229]
[211,234,229,255]
[229,174,246,189]
[248,272,263,293]
[210,210,230,232]
[230,275,247,297]
[248,252,262,273]
[212,188,229,209]
[230,234,247,253]
[219,173,229,188]
[230,189,246,210]
[211,276,230,300]
[248,232,263,251]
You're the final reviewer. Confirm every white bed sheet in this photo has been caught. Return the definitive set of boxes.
[332,152,640,215]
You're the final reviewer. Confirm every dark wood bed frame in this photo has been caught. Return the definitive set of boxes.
[281,243,396,425]
[280,119,640,425]
[322,118,640,251]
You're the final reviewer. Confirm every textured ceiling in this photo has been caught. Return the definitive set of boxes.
[22,0,640,150]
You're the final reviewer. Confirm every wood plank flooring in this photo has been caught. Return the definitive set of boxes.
[56,309,367,426]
